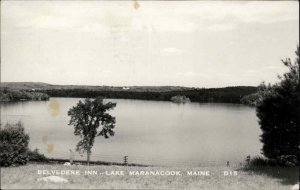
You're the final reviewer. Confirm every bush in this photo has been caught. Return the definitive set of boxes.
[256,46,299,166]
[248,156,269,167]
[170,95,190,103]
[0,122,30,167]
[28,148,48,162]
[241,83,272,106]
[244,156,276,168]
[242,156,299,185]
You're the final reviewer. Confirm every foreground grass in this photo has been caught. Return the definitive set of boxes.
[1,164,298,190]
[243,165,299,186]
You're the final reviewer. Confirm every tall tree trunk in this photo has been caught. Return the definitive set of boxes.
[87,139,91,166]
[87,149,90,166]
[87,136,91,166]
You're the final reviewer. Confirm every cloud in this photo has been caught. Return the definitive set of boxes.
[247,69,260,73]
[77,23,108,33]
[149,18,198,33]
[160,48,187,54]
[207,23,236,32]
[167,1,298,24]
[17,15,77,30]
[261,65,285,70]
[176,71,209,78]
[5,1,298,35]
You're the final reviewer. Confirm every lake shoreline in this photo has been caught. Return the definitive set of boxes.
[1,98,261,165]
[1,82,258,104]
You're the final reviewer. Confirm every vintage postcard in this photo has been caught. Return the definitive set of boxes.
[0,0,299,189]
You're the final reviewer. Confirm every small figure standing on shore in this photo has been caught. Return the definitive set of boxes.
[246,155,251,165]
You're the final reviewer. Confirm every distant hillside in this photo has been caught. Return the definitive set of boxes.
[1,82,54,90]
[1,82,258,104]
[0,82,193,92]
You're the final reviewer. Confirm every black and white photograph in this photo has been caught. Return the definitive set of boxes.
[0,0,299,189]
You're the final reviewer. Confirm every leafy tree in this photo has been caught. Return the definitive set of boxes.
[241,82,272,106]
[256,46,299,165]
[68,97,116,165]
[0,122,30,167]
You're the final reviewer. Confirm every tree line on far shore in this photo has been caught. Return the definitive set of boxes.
[40,86,257,104]
[0,85,258,104]
[0,89,49,102]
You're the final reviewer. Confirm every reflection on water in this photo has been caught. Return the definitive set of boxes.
[0,98,262,166]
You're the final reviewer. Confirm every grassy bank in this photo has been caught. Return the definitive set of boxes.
[1,164,297,190]
[243,165,298,185]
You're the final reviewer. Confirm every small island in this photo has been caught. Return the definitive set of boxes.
[170,95,191,103]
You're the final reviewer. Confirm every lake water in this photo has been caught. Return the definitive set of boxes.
[0,98,262,166]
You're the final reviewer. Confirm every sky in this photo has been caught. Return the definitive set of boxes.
[1,1,299,88]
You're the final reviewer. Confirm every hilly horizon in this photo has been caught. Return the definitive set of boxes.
[0,82,257,92]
